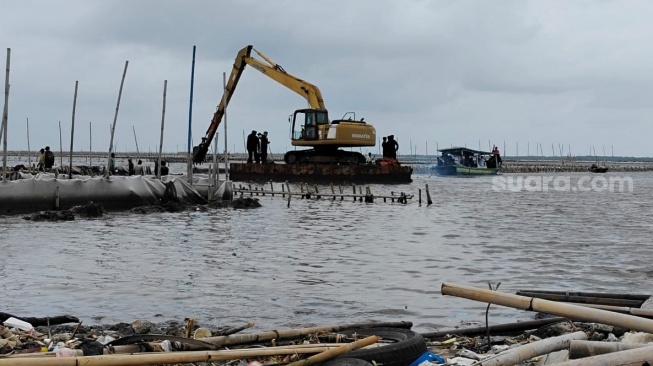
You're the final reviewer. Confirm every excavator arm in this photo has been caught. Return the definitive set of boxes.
[192,45,326,163]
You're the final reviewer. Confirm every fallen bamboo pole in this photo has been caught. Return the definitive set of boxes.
[420,317,567,339]
[472,331,587,366]
[441,283,653,333]
[104,321,412,354]
[0,345,357,366]
[554,344,653,366]
[568,340,645,359]
[287,335,379,366]
[566,302,653,319]
[516,290,651,301]
[515,291,643,308]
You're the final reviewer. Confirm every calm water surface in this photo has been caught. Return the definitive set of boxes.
[1,169,652,332]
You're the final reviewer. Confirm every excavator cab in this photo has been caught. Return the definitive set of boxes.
[290,108,329,142]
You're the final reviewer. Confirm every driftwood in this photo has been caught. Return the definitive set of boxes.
[421,317,567,339]
[554,344,653,366]
[286,335,380,366]
[473,331,587,366]
[568,340,645,359]
[515,291,644,308]
[441,283,653,333]
[0,312,79,327]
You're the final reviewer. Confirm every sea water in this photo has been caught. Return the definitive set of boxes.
[1,157,652,332]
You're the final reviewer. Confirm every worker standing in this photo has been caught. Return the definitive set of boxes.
[246,130,259,164]
[260,131,270,164]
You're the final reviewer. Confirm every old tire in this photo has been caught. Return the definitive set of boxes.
[335,328,426,366]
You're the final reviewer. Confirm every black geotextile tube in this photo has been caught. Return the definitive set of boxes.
[333,328,427,366]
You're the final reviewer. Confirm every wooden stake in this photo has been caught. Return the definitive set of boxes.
[425,184,432,205]
[69,81,78,179]
[286,181,291,207]
[157,80,167,179]
[106,60,129,178]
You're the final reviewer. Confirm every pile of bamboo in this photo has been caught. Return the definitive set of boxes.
[0,321,411,366]
[440,283,653,365]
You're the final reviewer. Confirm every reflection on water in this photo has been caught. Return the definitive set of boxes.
[2,172,653,332]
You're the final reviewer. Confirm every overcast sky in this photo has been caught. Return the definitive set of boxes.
[1,0,652,158]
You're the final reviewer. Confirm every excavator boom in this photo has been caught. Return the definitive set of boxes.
[193,45,325,163]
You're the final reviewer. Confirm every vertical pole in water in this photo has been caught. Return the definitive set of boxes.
[157,80,167,179]
[107,60,129,178]
[69,81,78,179]
[89,122,92,169]
[213,131,218,190]
[223,72,229,181]
[132,126,140,155]
[418,188,422,206]
[1,48,10,182]
[59,120,63,168]
[426,183,433,205]
[286,181,291,207]
[270,181,274,196]
[187,45,196,184]
[26,118,31,171]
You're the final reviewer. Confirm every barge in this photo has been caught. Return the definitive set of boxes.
[229,163,413,184]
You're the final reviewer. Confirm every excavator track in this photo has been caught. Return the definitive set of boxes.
[284,149,366,165]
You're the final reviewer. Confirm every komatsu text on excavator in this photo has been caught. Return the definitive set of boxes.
[192,45,376,164]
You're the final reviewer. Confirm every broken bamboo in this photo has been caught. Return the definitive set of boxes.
[554,344,653,366]
[286,335,380,366]
[568,340,644,359]
[473,331,587,366]
[441,283,653,333]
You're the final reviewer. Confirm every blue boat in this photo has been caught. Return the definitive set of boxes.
[432,147,501,176]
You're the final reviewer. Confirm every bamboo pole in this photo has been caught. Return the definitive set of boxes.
[287,335,380,366]
[58,121,63,168]
[425,183,432,205]
[420,317,567,339]
[89,122,92,168]
[156,80,167,179]
[515,291,644,307]
[187,45,196,184]
[68,82,78,178]
[1,48,10,182]
[106,60,129,178]
[441,283,653,333]
[472,331,587,366]
[26,118,30,171]
[516,290,651,301]
[554,344,653,366]
[565,302,653,319]
[569,340,645,359]
[0,345,360,366]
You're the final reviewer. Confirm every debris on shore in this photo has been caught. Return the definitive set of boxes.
[4,282,653,366]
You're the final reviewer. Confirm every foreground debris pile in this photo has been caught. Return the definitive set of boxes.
[3,283,653,365]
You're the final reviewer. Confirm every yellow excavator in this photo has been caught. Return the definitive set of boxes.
[192,45,376,164]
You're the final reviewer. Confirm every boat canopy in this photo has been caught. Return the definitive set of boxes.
[437,147,493,156]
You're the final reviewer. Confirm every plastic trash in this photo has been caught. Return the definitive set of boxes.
[408,351,446,366]
[55,347,83,357]
[2,317,33,332]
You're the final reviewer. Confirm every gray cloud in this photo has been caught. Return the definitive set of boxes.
[1,0,652,157]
